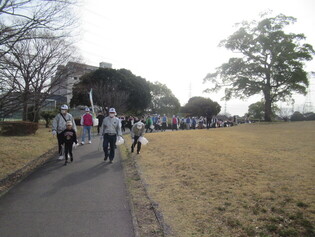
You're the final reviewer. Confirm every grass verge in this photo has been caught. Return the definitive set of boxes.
[0,125,57,193]
[131,121,315,237]
[120,139,165,237]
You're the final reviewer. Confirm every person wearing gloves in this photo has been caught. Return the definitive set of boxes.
[100,108,122,163]
[60,121,78,165]
[130,121,145,154]
[80,107,93,145]
[52,104,77,160]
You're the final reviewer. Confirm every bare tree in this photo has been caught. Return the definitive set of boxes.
[0,0,77,57]
[0,32,80,121]
[278,106,294,121]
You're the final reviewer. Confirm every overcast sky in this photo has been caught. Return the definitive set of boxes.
[76,0,315,115]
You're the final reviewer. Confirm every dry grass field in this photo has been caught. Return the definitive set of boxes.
[126,121,315,237]
[0,126,56,180]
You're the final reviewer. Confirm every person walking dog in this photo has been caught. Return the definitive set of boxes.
[100,108,122,163]
[52,104,77,160]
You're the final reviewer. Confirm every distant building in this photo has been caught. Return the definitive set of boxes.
[51,61,112,105]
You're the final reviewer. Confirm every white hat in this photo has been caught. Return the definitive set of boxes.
[109,108,116,113]
[61,104,68,110]
[85,107,90,112]
[66,121,72,126]
[136,122,143,129]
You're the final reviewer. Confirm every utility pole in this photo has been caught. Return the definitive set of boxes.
[188,81,192,100]
[303,72,315,113]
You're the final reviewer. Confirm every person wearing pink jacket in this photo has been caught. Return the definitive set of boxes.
[81,107,93,145]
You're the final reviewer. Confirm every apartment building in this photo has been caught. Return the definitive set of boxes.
[51,61,112,105]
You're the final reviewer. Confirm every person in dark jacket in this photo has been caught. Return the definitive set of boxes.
[60,121,78,165]
[97,111,105,135]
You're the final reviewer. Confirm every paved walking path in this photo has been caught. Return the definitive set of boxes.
[0,138,135,237]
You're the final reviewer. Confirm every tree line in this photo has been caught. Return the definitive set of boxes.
[70,67,221,117]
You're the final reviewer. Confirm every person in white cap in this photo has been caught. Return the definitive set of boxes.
[80,107,93,145]
[52,104,77,160]
[100,107,122,163]
[130,121,145,154]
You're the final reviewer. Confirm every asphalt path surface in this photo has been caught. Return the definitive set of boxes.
[0,137,135,237]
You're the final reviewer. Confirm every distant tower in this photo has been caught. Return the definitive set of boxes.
[188,81,192,100]
[303,72,315,113]
[291,101,295,114]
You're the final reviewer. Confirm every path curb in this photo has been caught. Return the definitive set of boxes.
[120,141,174,237]
[0,147,57,197]
[118,147,141,237]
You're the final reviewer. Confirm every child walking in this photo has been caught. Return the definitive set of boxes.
[60,121,78,165]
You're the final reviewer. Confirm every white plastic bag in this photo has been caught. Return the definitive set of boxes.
[115,136,124,145]
[150,125,154,129]
[138,136,148,145]
[93,118,99,127]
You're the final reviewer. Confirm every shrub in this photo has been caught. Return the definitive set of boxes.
[290,111,305,121]
[304,112,315,121]
[0,121,39,136]
[40,111,57,128]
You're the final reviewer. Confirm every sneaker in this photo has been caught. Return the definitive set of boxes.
[64,161,68,166]
[81,141,85,145]
[137,151,140,155]
[58,155,64,160]
[131,146,134,153]
[104,156,108,161]
[70,158,73,162]
[109,160,113,164]
[88,140,92,144]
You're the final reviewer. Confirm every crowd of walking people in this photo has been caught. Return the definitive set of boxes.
[52,105,237,165]
[117,114,236,132]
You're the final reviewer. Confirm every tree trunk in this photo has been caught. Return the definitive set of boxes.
[45,120,50,128]
[33,109,40,123]
[264,71,272,122]
[33,101,40,123]
[22,92,28,121]
[264,93,272,122]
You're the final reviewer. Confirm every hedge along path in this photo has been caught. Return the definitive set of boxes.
[133,121,315,237]
[0,121,39,136]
